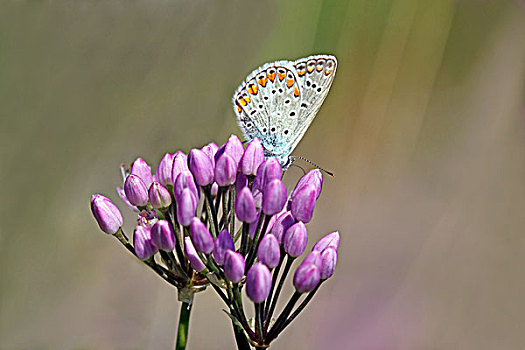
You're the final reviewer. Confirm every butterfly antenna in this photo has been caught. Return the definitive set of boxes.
[291,156,335,177]
[289,162,307,176]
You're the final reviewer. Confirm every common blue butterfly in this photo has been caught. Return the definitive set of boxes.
[233,54,337,169]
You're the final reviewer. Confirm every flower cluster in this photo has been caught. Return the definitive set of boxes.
[90,134,339,349]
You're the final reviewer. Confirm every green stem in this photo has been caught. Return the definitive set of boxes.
[175,301,192,350]
[266,291,301,342]
[232,322,252,350]
[204,186,219,237]
[278,282,322,333]
[264,255,294,329]
[255,303,264,345]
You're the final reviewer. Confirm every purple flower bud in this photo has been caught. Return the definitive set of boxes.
[171,152,189,186]
[262,179,287,216]
[283,222,308,257]
[213,230,235,265]
[151,220,175,251]
[263,158,282,185]
[235,187,257,223]
[174,171,199,201]
[184,237,207,272]
[124,174,149,207]
[302,250,322,269]
[176,188,197,226]
[211,182,219,196]
[246,263,272,303]
[133,225,158,260]
[270,211,295,244]
[190,217,214,254]
[90,194,123,234]
[313,231,340,253]
[257,234,281,269]
[148,182,172,209]
[224,250,245,282]
[320,247,337,279]
[202,142,219,168]
[156,153,174,186]
[188,149,214,187]
[215,153,237,187]
[292,169,323,199]
[235,172,248,192]
[131,157,153,188]
[293,263,320,293]
[217,134,244,165]
[240,138,264,176]
[291,184,316,223]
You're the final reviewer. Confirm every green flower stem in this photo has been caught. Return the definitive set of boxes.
[240,223,249,256]
[255,303,264,346]
[221,187,229,230]
[264,255,294,329]
[266,291,301,343]
[277,282,322,334]
[215,186,223,213]
[264,248,285,319]
[232,321,252,350]
[229,187,236,236]
[204,186,219,237]
[166,205,188,274]
[175,301,192,350]
[246,214,271,270]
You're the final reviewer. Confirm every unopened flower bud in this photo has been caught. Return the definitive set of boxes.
[270,211,295,244]
[174,171,199,201]
[171,152,189,185]
[257,234,280,269]
[188,149,214,187]
[235,172,248,192]
[184,237,206,272]
[293,263,320,293]
[246,263,272,303]
[189,217,214,254]
[320,247,337,280]
[217,134,244,165]
[213,230,234,265]
[215,153,237,187]
[291,184,316,223]
[124,174,148,207]
[291,169,323,199]
[240,138,264,176]
[224,250,245,282]
[156,153,174,186]
[263,158,282,185]
[262,179,287,216]
[131,157,153,188]
[283,222,308,257]
[302,250,322,269]
[313,231,340,253]
[176,188,197,226]
[133,225,158,260]
[235,187,257,223]
[201,142,219,168]
[148,182,172,209]
[151,220,175,251]
[90,194,123,234]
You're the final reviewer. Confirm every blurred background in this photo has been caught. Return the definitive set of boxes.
[1,0,524,349]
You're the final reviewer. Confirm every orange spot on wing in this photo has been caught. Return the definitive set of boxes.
[307,66,315,73]
[257,77,268,87]
[316,65,323,72]
[237,105,242,112]
[325,69,333,75]
[298,70,306,76]
[268,72,276,82]
[248,84,258,95]
[244,96,251,103]
[286,78,294,88]
[239,98,247,106]
[277,72,285,81]
[294,87,300,97]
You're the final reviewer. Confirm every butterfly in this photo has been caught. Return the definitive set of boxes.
[233,54,337,169]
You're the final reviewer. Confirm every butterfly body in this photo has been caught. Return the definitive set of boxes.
[233,54,337,168]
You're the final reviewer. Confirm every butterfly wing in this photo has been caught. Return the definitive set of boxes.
[233,60,303,161]
[286,55,337,154]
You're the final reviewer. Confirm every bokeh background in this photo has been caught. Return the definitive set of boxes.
[1,0,524,349]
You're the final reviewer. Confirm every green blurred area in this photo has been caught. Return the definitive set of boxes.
[1,0,524,349]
